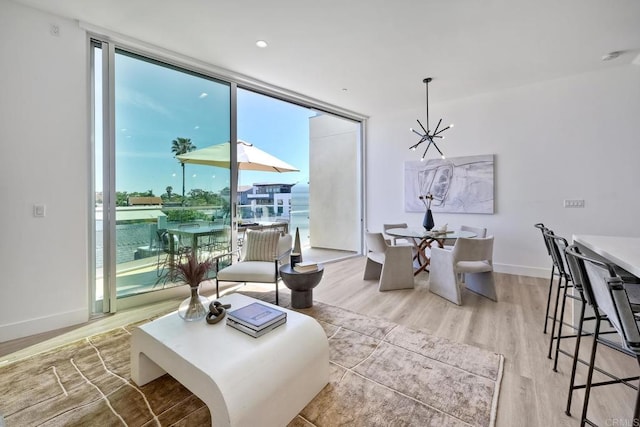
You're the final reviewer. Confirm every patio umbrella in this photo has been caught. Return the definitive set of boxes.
[176,140,299,172]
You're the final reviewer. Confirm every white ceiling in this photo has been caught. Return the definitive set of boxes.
[12,0,640,116]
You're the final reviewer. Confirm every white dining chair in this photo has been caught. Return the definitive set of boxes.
[364,232,415,291]
[429,236,496,305]
[383,223,411,245]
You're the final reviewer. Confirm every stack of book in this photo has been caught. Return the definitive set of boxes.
[226,302,287,338]
[293,261,318,273]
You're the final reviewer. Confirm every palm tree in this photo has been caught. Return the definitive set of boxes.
[171,137,196,204]
[165,186,173,200]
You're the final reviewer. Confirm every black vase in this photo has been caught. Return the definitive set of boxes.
[423,209,435,231]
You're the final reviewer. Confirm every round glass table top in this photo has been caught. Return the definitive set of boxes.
[385,228,477,240]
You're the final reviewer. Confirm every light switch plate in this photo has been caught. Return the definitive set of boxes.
[563,199,585,208]
[33,204,46,217]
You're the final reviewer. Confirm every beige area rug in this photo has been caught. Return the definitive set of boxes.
[0,292,504,426]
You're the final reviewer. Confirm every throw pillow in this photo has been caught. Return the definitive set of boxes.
[244,229,280,261]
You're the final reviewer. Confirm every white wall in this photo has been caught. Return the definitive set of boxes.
[309,114,360,251]
[0,0,89,341]
[367,65,640,277]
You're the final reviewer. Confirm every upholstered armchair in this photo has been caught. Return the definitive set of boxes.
[363,232,415,291]
[215,229,292,305]
[429,236,496,305]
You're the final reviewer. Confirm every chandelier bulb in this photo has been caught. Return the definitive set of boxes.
[450,123,454,128]
[441,155,446,160]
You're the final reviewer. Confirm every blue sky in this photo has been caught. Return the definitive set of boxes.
[97,50,314,196]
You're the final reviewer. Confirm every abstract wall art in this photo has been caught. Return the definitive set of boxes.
[404,154,494,214]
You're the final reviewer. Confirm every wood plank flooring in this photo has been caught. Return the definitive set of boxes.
[1,256,637,426]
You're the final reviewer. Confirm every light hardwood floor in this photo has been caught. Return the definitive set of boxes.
[1,256,637,426]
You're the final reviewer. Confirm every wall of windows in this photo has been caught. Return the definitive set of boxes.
[92,39,362,313]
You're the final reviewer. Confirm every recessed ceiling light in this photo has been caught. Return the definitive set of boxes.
[256,40,268,48]
[342,88,348,92]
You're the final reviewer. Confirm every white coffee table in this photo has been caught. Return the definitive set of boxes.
[131,293,329,427]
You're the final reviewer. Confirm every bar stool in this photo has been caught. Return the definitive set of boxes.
[534,223,558,334]
[543,229,574,361]
[564,245,640,425]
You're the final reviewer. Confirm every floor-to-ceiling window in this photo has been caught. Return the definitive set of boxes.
[93,41,231,313]
[92,38,362,314]
[237,89,362,255]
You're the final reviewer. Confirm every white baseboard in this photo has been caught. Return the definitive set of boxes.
[493,262,550,279]
[0,308,88,343]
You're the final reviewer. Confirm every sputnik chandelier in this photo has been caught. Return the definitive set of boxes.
[409,77,453,161]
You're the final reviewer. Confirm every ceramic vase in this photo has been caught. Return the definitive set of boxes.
[423,209,435,231]
[178,286,209,321]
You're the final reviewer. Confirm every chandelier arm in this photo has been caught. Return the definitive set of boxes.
[411,128,425,137]
[432,118,442,135]
[433,125,451,136]
[433,143,445,158]
[409,136,428,150]
[416,119,428,135]
[422,143,432,159]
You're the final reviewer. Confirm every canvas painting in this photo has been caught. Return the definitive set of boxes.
[404,154,494,214]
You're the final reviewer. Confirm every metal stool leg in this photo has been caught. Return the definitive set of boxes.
[634,359,640,424]
[565,300,586,415]
[553,281,572,371]
[544,264,556,334]
[548,275,565,359]
[580,317,601,427]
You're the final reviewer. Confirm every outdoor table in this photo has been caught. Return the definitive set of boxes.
[168,224,225,263]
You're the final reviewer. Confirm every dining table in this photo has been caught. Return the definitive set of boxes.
[385,228,477,275]
[167,224,226,265]
[572,234,640,278]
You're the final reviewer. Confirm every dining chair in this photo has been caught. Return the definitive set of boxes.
[460,225,487,238]
[204,223,231,256]
[429,236,496,305]
[567,246,640,426]
[383,223,411,245]
[155,229,188,278]
[364,232,415,291]
[442,226,488,277]
[442,225,486,251]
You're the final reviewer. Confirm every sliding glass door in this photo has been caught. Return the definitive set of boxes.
[93,41,231,312]
[92,39,363,314]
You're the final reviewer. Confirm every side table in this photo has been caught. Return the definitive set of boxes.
[279,264,324,308]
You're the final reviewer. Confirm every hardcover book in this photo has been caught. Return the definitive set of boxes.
[293,261,318,273]
[227,316,287,338]
[227,302,286,331]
